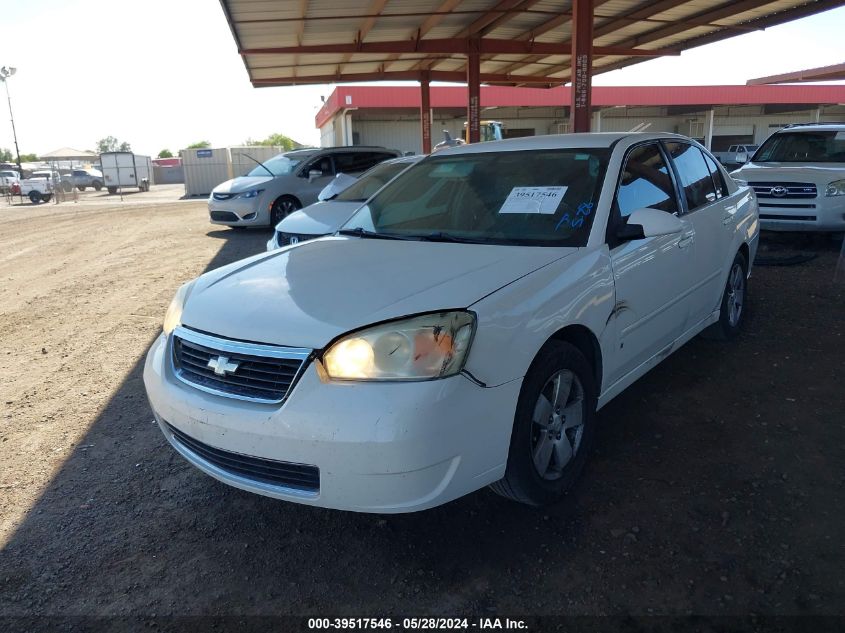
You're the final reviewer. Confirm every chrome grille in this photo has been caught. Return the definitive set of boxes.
[166,421,320,493]
[212,192,235,201]
[748,182,817,199]
[171,327,310,403]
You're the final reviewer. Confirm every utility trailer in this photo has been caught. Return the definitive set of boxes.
[100,152,153,194]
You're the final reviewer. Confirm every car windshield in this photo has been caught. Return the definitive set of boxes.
[753,131,845,163]
[341,148,609,247]
[246,153,306,177]
[335,161,412,202]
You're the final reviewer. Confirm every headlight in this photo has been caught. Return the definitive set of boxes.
[162,281,195,335]
[322,311,475,381]
[825,179,845,197]
[236,189,263,199]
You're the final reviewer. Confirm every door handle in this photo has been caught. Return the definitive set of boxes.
[678,234,694,249]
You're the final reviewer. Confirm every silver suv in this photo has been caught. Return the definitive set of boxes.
[732,123,845,232]
[208,146,401,227]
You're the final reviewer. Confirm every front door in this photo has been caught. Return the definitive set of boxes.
[606,142,697,385]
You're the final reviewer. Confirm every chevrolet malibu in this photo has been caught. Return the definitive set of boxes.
[144,133,759,512]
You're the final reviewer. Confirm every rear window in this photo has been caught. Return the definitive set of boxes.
[336,161,411,202]
[753,131,845,163]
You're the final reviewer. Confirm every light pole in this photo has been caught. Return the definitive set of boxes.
[0,66,22,173]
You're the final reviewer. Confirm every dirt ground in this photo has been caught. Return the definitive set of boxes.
[0,191,843,627]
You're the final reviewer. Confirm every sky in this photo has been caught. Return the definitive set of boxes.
[1,1,844,158]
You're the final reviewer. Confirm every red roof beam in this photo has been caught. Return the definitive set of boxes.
[240,39,679,57]
[253,70,569,86]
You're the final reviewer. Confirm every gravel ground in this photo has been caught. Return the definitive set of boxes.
[0,194,842,627]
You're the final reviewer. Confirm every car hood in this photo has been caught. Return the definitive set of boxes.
[182,237,576,349]
[275,200,363,235]
[212,175,275,194]
[733,162,845,182]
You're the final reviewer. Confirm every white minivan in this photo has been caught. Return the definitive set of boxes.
[145,133,759,513]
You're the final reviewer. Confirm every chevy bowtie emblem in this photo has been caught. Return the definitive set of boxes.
[207,355,240,376]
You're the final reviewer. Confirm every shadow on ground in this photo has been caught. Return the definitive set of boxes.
[0,231,843,619]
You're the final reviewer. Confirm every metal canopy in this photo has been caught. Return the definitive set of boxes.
[221,0,841,88]
[748,61,845,85]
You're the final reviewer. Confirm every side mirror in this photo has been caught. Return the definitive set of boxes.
[308,169,323,182]
[618,208,683,241]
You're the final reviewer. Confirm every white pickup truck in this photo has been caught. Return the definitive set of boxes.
[0,169,20,193]
[714,144,759,168]
[20,172,55,204]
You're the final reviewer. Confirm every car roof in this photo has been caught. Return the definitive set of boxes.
[777,123,845,133]
[432,132,702,156]
[384,154,424,165]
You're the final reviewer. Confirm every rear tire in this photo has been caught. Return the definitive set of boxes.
[93,181,103,191]
[28,191,42,204]
[107,186,117,195]
[490,340,597,506]
[270,196,301,227]
[702,251,747,341]
[77,186,86,192]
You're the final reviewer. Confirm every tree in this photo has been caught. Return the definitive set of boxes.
[243,133,301,151]
[0,147,13,162]
[157,149,174,158]
[96,136,132,153]
[19,153,38,162]
[186,141,211,149]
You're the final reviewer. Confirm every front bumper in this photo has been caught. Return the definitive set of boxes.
[758,197,845,232]
[143,333,521,513]
[208,195,268,227]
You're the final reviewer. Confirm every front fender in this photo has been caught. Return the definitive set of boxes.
[464,247,615,390]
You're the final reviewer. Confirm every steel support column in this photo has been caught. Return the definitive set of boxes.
[570,0,593,133]
[420,71,432,154]
[467,38,481,143]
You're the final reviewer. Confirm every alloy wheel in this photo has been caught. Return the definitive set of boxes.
[530,369,585,481]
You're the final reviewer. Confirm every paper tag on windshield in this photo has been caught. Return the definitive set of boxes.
[498,186,568,214]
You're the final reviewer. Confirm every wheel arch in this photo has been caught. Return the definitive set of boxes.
[737,241,749,269]
[547,324,603,392]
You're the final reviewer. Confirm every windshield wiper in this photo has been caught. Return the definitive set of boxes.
[236,153,274,178]
[413,232,495,244]
[337,228,421,241]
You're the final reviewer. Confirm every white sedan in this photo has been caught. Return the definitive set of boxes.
[144,133,759,512]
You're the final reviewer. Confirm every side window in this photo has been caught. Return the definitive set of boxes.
[664,141,717,211]
[307,155,334,176]
[333,152,384,174]
[702,150,726,199]
[616,143,678,218]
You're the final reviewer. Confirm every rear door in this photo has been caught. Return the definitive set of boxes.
[605,141,697,384]
[663,141,734,325]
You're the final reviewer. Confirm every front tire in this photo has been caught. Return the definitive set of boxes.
[93,181,103,191]
[490,340,597,506]
[28,191,42,204]
[702,251,747,341]
[270,196,301,226]
[107,186,117,194]
[77,185,86,192]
